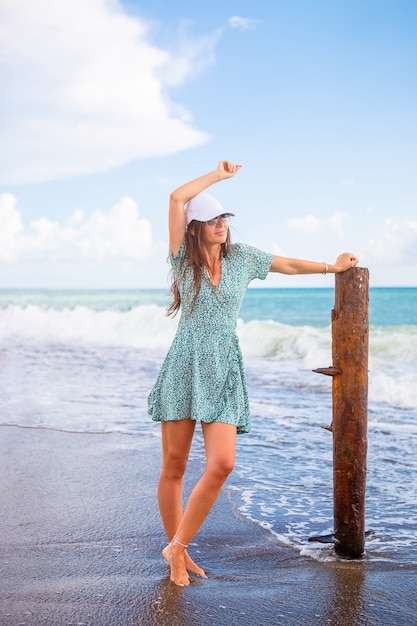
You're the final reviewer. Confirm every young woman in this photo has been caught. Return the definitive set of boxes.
[148,160,358,586]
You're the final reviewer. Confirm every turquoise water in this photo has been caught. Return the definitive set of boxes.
[242,287,417,327]
[1,286,416,326]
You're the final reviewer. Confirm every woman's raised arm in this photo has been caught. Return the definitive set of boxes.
[169,160,241,257]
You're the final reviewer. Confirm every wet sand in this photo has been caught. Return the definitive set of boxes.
[0,425,415,626]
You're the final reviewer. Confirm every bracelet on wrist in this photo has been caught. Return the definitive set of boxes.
[322,261,328,275]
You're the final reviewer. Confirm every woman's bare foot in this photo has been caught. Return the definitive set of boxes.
[184,551,207,578]
[162,540,190,587]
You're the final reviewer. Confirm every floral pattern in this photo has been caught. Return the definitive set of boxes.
[148,242,274,434]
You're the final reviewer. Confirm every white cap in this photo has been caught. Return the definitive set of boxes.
[185,193,234,225]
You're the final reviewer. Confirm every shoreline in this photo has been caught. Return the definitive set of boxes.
[1,425,415,626]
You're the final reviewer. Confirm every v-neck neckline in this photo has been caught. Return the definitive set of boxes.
[205,257,223,288]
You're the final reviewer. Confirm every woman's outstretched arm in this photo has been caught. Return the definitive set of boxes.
[169,160,241,257]
[269,252,359,275]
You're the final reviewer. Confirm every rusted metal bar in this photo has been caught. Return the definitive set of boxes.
[314,267,369,558]
[312,367,342,377]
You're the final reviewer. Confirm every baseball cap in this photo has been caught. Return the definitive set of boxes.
[185,193,235,225]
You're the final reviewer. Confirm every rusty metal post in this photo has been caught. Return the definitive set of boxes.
[314,267,369,558]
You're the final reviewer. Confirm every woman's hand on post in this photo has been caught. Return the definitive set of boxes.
[216,160,242,180]
[333,252,359,273]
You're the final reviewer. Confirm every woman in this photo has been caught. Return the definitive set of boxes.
[148,160,358,587]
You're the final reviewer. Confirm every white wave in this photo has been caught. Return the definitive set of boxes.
[369,367,417,409]
[2,304,417,409]
[0,303,178,350]
[370,325,417,363]
[1,305,333,363]
[238,320,417,410]
[367,326,417,408]
[237,318,331,365]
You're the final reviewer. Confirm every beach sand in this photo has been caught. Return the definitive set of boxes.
[1,426,415,626]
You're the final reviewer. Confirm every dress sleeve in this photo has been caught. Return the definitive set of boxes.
[169,241,185,270]
[238,243,274,282]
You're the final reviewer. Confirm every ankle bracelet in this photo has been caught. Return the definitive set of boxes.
[173,537,188,548]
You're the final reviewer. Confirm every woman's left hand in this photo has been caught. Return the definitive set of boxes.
[334,252,359,272]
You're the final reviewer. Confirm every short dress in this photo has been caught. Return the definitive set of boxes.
[147,242,274,434]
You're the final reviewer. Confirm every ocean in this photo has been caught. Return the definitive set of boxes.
[1,287,416,569]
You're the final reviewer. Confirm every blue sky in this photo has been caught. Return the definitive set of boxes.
[1,0,416,289]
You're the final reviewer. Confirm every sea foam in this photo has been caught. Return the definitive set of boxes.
[2,304,417,409]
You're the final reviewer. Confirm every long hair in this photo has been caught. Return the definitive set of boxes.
[167,221,231,317]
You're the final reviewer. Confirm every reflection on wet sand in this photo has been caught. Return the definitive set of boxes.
[319,562,366,626]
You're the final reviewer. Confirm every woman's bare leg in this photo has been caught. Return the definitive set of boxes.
[158,419,195,539]
[162,422,237,586]
[158,420,205,583]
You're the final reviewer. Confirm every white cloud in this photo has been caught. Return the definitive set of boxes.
[157,21,222,86]
[0,0,218,184]
[228,16,259,31]
[287,212,348,239]
[0,194,153,263]
[365,218,417,264]
[76,197,153,261]
[0,193,24,262]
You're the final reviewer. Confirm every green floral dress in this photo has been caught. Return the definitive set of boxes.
[148,242,274,434]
